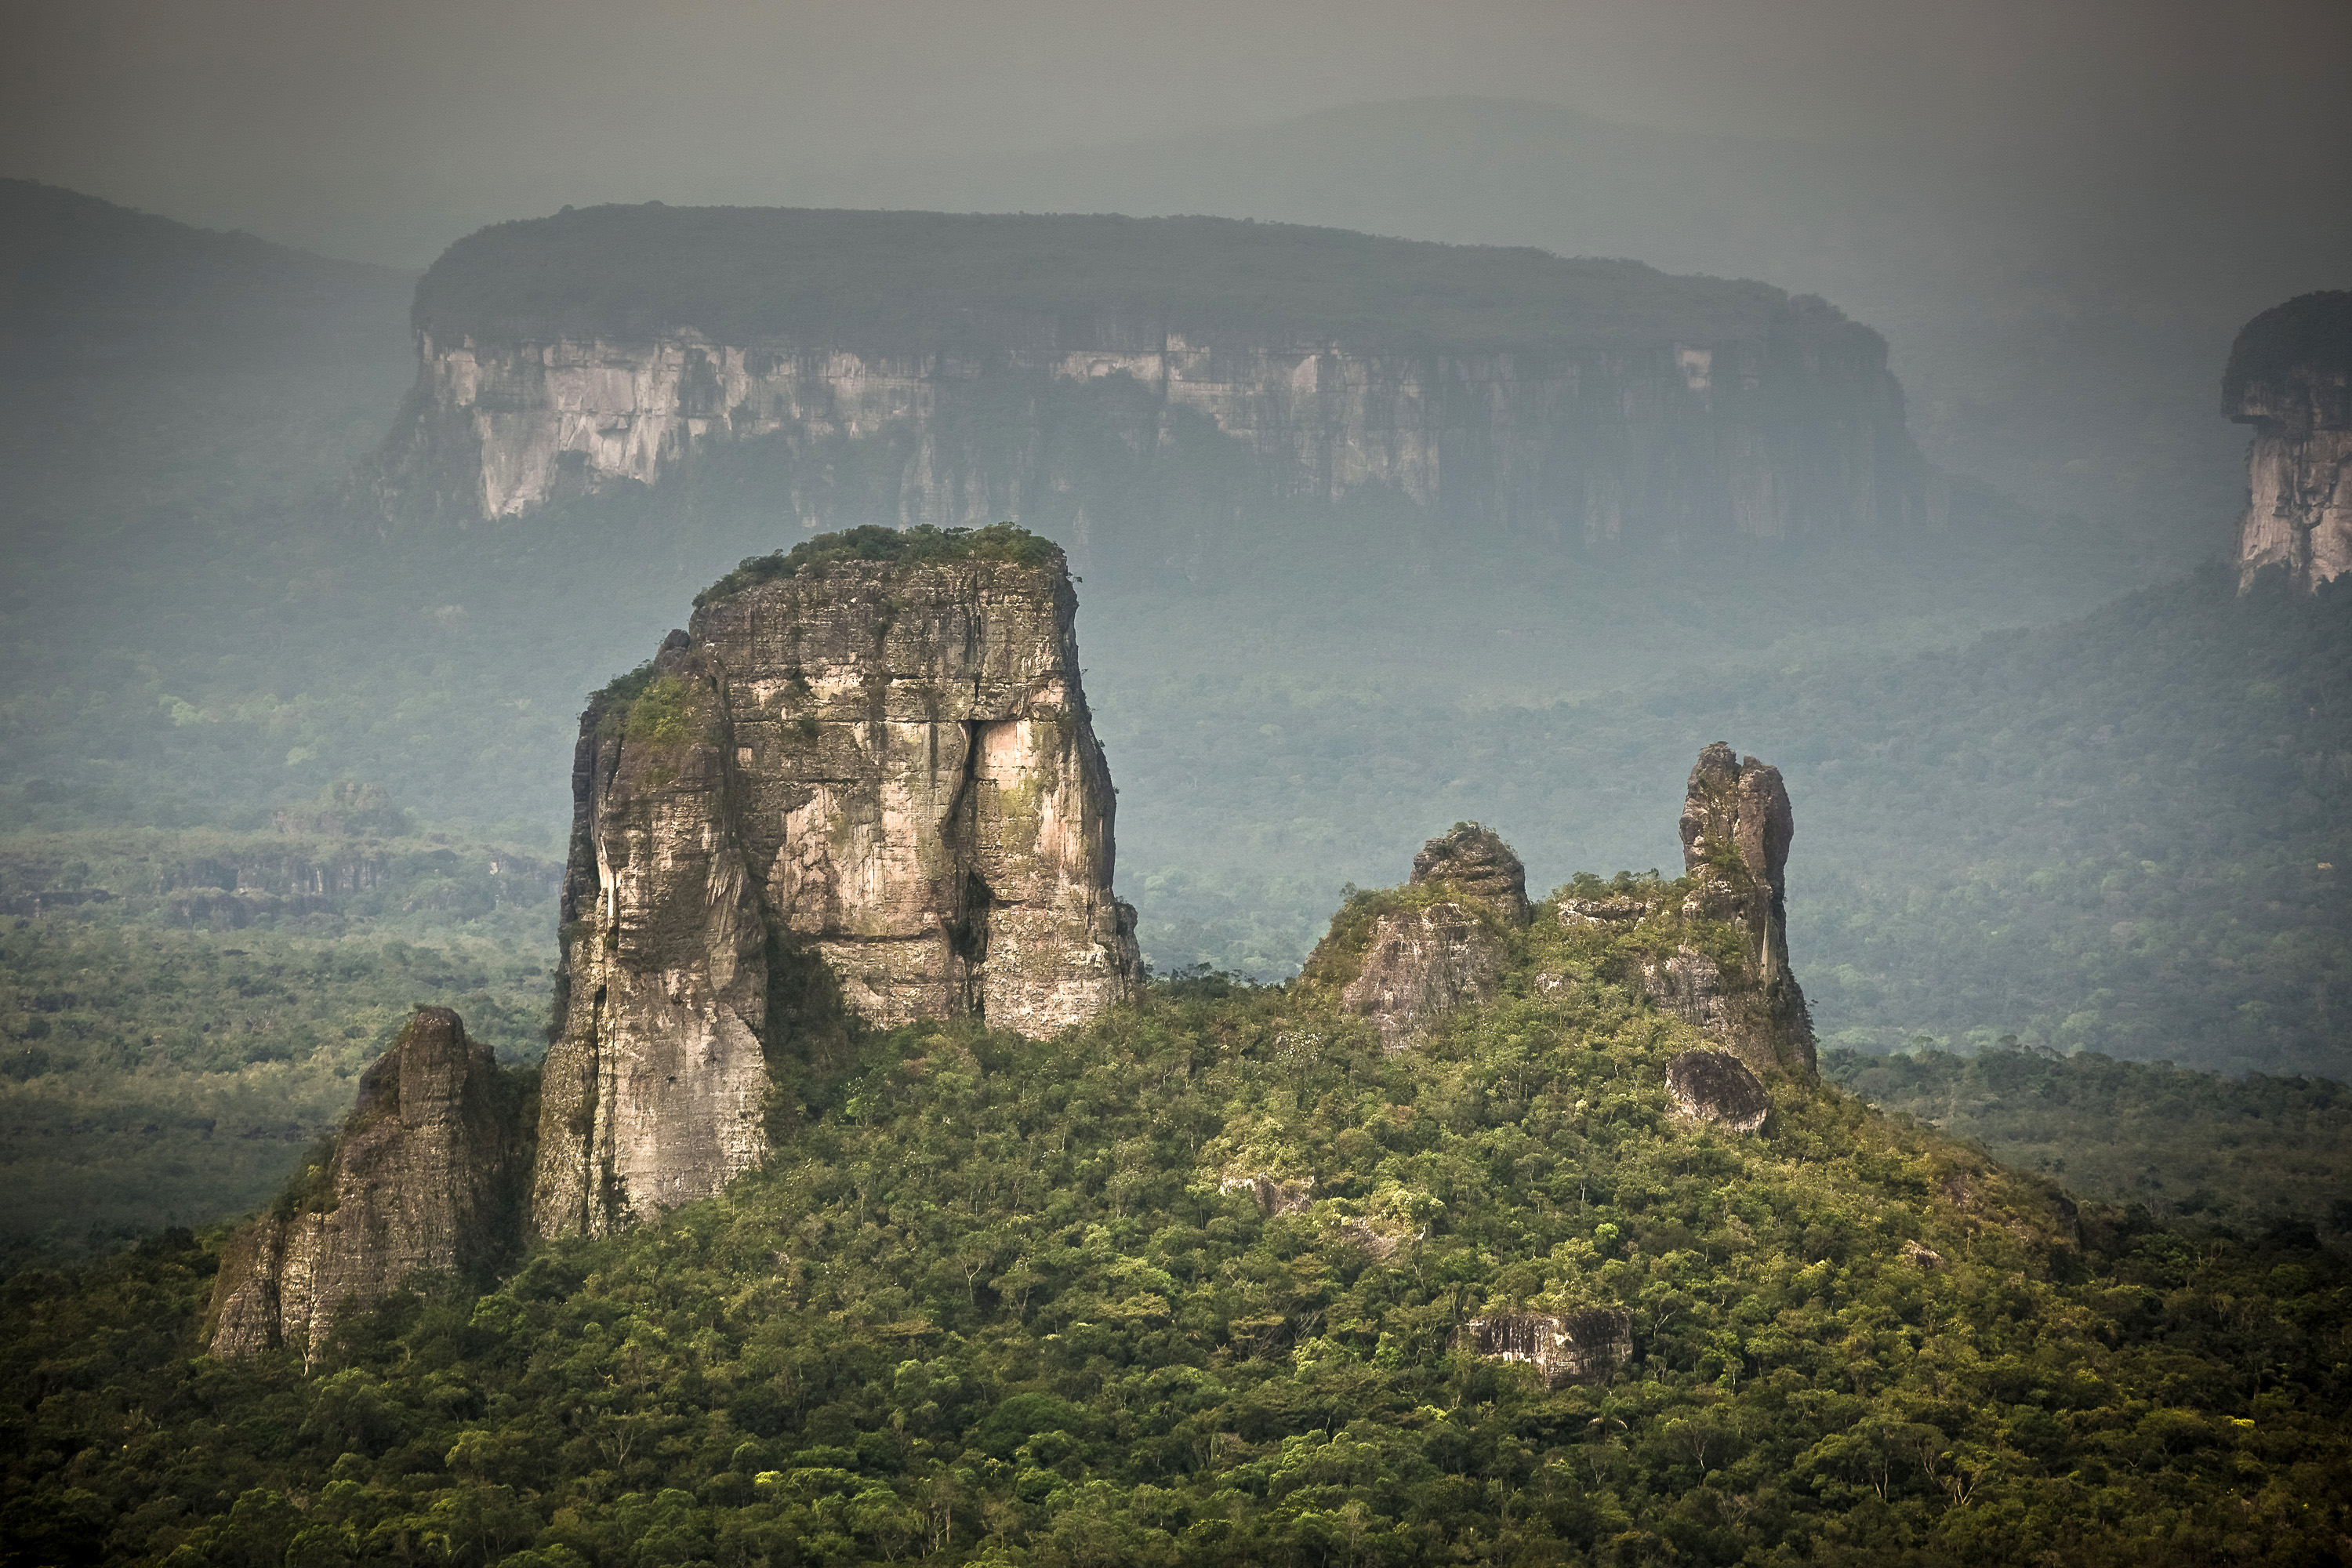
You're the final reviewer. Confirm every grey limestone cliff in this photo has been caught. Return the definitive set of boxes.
[532,527,1140,1239]
[205,1007,524,1361]
[1645,742,1816,1077]
[2227,292,2352,593]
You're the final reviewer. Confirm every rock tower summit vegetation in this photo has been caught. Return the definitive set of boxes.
[2228,290,2352,592]
[532,524,1141,1239]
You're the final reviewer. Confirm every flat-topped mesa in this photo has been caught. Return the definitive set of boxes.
[2226,292,2352,592]
[1644,743,1816,1077]
[368,208,1931,553]
[205,1008,524,1362]
[532,524,1141,1239]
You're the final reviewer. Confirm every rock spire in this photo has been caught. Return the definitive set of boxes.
[531,525,1141,1239]
[204,1008,524,1361]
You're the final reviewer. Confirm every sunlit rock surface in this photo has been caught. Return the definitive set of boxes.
[532,532,1140,1239]
[205,1008,521,1362]
[1456,1310,1633,1387]
[2227,292,2352,592]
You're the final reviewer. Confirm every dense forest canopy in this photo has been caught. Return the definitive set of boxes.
[5,886,2347,1566]
[410,205,1825,353]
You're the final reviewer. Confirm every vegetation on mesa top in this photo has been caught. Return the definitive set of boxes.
[2221,289,2352,406]
[693,523,1062,608]
[411,205,1856,354]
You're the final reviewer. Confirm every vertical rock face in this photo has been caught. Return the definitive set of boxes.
[1341,903,1511,1051]
[2226,292,2352,593]
[205,1008,521,1361]
[1315,826,1528,1050]
[532,526,1141,1239]
[1411,822,1532,927]
[1658,742,1816,1076]
[1457,1310,1633,1387]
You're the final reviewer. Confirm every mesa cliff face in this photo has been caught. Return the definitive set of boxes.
[2227,292,2352,593]
[532,527,1140,1239]
[205,1008,523,1361]
[368,208,1933,554]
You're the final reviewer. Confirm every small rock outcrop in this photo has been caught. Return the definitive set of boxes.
[1313,828,1528,1050]
[1664,1048,1771,1131]
[1457,1310,1633,1387]
[1658,743,1816,1076]
[1340,902,1510,1050]
[2226,292,2352,592]
[1411,823,1531,927]
[205,1009,524,1361]
[1219,1174,1314,1218]
[533,525,1142,1239]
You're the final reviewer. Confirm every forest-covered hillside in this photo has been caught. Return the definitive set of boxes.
[4,883,2347,1566]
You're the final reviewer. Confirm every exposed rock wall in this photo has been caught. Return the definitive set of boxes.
[1657,743,1816,1076]
[205,1008,522,1361]
[368,209,1932,554]
[532,531,1140,1239]
[1411,822,1531,927]
[1457,1310,1633,1387]
[1340,903,1509,1051]
[2226,292,2352,592]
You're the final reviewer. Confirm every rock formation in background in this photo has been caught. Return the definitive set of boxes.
[367,208,1933,557]
[532,525,1140,1239]
[1664,1048,1772,1131]
[1646,743,1816,1076]
[2226,292,2352,592]
[1321,826,1530,1050]
[1412,822,1532,926]
[205,1008,524,1361]
[1456,1309,1633,1387]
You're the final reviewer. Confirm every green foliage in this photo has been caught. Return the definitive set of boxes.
[2220,289,2352,405]
[697,523,1061,608]
[0,894,553,1269]
[4,906,2347,1564]
[1829,1044,2352,1229]
[413,206,1809,356]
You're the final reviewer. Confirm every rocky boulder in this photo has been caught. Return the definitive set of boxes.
[1664,1048,1771,1131]
[205,1008,524,1362]
[1456,1309,1632,1387]
[1411,822,1531,926]
[533,525,1142,1239]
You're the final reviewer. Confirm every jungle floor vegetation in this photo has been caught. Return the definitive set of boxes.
[4,881,2346,1566]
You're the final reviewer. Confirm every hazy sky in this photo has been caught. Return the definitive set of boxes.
[5,0,2346,267]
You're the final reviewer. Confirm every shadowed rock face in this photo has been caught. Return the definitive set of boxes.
[533,537,1141,1239]
[1664,1048,1772,1131]
[205,1008,521,1362]
[1660,742,1816,1076]
[1457,1310,1632,1387]
[1411,822,1531,927]
[2226,292,2352,592]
